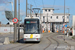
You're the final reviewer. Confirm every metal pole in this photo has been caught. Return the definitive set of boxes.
[26,0,27,17]
[11,0,14,11]
[14,0,17,43]
[40,10,42,33]
[46,13,48,32]
[67,8,70,27]
[30,5,32,17]
[64,0,65,41]
[18,0,20,42]
[67,8,69,13]
[11,2,14,11]
[47,13,48,32]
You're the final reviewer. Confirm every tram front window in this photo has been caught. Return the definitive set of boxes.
[25,23,38,34]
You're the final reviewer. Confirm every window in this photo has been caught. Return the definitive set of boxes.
[45,9,47,12]
[48,9,50,12]
[43,16,45,22]
[25,21,38,34]
[56,16,58,19]
[67,16,69,18]
[50,16,52,19]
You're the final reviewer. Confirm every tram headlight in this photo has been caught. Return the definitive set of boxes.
[24,38,26,40]
[37,38,38,40]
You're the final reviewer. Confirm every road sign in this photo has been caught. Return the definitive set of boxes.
[12,18,18,23]
[65,25,67,27]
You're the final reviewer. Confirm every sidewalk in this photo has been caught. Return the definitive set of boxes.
[56,33,75,46]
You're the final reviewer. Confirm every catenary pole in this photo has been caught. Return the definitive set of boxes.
[30,5,33,17]
[18,0,20,42]
[26,0,27,17]
[64,0,65,41]
[14,0,17,43]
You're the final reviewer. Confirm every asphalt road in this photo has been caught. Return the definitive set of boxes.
[0,33,75,50]
[0,33,23,43]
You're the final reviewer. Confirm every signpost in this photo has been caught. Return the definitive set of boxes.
[12,18,18,24]
[9,22,13,25]
[65,25,67,27]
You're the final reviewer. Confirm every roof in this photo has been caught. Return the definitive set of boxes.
[53,13,70,15]
[25,17,40,19]
[42,8,54,10]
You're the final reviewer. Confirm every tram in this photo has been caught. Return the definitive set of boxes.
[24,17,41,42]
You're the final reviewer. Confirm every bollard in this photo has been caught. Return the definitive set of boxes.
[42,30,44,33]
[67,32,69,37]
[48,30,50,33]
[3,37,10,45]
[57,30,58,32]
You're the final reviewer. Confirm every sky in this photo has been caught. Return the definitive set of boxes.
[0,0,75,27]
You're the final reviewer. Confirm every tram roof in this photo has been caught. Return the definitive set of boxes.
[25,17,40,19]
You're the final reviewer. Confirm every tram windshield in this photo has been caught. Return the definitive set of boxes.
[25,21,39,34]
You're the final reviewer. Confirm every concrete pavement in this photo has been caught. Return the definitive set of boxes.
[0,32,75,50]
[55,33,75,46]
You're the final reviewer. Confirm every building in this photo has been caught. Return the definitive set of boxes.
[73,15,75,36]
[27,8,70,32]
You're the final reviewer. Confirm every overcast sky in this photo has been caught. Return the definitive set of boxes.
[0,0,75,27]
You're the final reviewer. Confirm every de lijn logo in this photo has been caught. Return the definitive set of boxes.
[12,18,18,23]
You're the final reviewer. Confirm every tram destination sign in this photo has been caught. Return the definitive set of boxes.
[26,21,37,24]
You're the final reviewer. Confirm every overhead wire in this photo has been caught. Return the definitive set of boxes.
[53,0,55,8]
[34,0,37,7]
[42,0,44,8]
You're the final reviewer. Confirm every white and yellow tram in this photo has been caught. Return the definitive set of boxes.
[24,17,41,42]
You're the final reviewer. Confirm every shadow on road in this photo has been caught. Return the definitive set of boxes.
[17,38,40,44]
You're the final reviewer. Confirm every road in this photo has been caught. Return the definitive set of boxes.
[0,33,75,50]
[0,33,23,43]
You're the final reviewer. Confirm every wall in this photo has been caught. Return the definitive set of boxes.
[73,15,75,36]
[0,27,24,33]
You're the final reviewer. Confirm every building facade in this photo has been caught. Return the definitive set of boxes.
[27,8,70,32]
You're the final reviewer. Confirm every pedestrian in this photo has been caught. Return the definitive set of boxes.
[66,26,70,37]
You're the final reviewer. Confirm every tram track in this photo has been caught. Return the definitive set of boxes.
[43,37,52,50]
[43,33,60,50]
[50,36,59,50]
[19,43,36,50]
[58,33,72,50]
[6,43,36,50]
[6,33,72,50]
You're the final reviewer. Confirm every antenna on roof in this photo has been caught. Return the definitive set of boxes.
[32,8,40,17]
